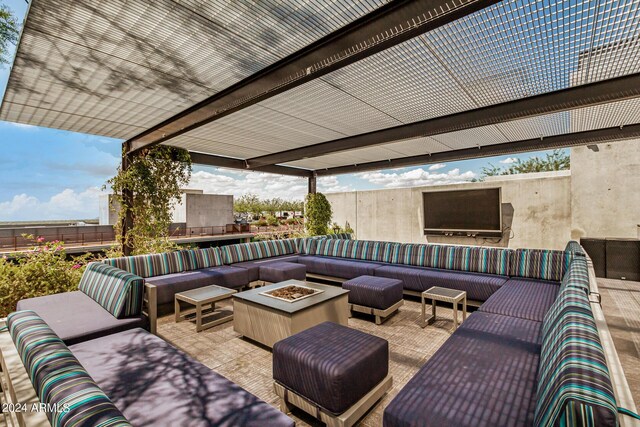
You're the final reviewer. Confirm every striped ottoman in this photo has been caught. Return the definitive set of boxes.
[273,322,392,427]
[342,275,404,324]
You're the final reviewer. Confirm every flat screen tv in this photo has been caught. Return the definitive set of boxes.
[423,188,502,236]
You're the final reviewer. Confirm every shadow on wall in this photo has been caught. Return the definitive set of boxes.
[426,203,514,248]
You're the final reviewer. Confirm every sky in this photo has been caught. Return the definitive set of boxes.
[0,0,560,221]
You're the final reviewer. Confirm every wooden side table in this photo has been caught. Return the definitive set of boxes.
[175,285,236,332]
[421,286,467,331]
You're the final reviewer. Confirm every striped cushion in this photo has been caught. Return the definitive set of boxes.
[103,251,187,278]
[7,311,131,427]
[565,240,587,257]
[561,257,591,295]
[221,240,296,264]
[510,249,572,282]
[182,247,224,270]
[325,233,352,239]
[398,244,512,276]
[311,239,402,264]
[78,262,144,318]
[535,286,618,426]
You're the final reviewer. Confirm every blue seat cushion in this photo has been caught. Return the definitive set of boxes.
[16,291,146,345]
[145,269,221,305]
[297,255,382,279]
[204,265,250,290]
[273,322,388,415]
[259,261,306,283]
[342,275,403,310]
[384,312,542,427]
[375,264,507,302]
[232,255,300,282]
[479,278,559,322]
[70,328,294,427]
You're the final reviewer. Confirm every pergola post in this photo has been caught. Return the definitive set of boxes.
[308,173,317,194]
[121,142,134,256]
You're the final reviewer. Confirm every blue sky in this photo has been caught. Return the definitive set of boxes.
[0,0,561,221]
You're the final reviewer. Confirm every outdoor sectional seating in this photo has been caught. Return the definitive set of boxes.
[16,261,153,344]
[383,254,620,427]
[2,311,294,427]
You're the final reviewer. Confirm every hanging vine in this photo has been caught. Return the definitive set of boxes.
[106,146,192,255]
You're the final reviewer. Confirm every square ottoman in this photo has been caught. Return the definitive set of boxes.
[342,275,404,324]
[273,322,392,427]
[259,261,306,283]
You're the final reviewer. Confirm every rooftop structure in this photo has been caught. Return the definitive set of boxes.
[0,1,639,427]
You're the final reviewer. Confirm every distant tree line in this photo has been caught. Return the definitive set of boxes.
[481,150,570,179]
[234,194,304,218]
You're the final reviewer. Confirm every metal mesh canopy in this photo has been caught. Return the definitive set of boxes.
[1,0,640,174]
[0,0,387,138]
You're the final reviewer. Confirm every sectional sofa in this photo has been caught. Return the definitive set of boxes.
[2,262,294,426]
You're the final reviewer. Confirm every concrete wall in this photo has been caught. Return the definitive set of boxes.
[99,191,233,229]
[327,139,640,249]
[570,139,640,240]
[186,194,234,228]
[328,171,572,249]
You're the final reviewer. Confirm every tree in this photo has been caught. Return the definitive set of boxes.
[106,146,192,255]
[0,4,19,65]
[481,150,570,179]
[305,193,332,236]
[234,194,261,217]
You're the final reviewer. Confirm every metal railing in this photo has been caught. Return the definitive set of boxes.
[0,224,304,252]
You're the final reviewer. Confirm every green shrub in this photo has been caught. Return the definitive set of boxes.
[305,193,332,236]
[0,236,93,318]
[266,215,280,227]
[254,218,268,227]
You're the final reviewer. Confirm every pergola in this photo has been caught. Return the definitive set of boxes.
[1,0,639,252]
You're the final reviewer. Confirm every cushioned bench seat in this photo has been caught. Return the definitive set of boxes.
[259,261,306,283]
[232,254,300,282]
[374,264,508,302]
[16,291,146,345]
[384,311,542,427]
[298,255,382,279]
[146,266,249,304]
[70,328,295,427]
[478,278,560,322]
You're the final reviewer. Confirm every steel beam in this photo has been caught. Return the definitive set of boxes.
[126,0,502,155]
[308,173,317,194]
[314,123,640,176]
[248,73,640,169]
[188,152,312,178]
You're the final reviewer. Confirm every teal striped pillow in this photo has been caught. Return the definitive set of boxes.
[535,285,618,426]
[183,247,224,269]
[510,249,572,282]
[311,239,402,263]
[7,311,131,427]
[103,251,187,278]
[78,262,144,318]
[221,240,296,264]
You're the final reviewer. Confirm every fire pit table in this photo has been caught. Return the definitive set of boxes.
[233,280,349,348]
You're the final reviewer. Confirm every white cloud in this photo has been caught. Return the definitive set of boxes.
[0,188,103,221]
[7,122,37,130]
[359,168,476,189]
[188,170,352,200]
[428,163,447,171]
[500,157,519,164]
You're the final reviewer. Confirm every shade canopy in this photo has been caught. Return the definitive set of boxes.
[2,0,639,176]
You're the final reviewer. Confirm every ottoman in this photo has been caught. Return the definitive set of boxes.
[342,275,404,324]
[259,262,306,283]
[273,322,392,427]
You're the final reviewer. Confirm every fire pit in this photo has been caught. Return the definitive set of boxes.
[260,284,324,303]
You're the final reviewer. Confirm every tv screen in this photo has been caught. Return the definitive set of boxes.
[423,188,502,234]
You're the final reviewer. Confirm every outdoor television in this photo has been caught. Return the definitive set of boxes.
[423,188,502,237]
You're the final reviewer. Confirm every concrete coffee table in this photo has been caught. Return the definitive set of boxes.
[175,285,236,332]
[421,286,467,331]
